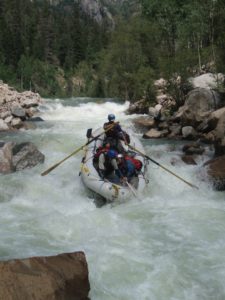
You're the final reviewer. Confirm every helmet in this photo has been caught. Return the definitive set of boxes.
[107,149,117,158]
[117,154,123,158]
[108,114,115,121]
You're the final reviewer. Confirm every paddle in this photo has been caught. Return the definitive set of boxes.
[41,122,117,176]
[125,179,138,198]
[128,144,199,190]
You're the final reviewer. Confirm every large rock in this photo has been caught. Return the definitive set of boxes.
[203,155,225,190]
[0,142,14,174]
[203,108,225,155]
[0,252,90,300]
[12,142,45,171]
[127,99,149,114]
[189,73,225,89]
[143,128,168,139]
[11,105,26,119]
[174,88,222,127]
[0,142,45,174]
[132,116,155,130]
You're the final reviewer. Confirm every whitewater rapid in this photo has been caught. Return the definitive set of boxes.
[0,98,225,300]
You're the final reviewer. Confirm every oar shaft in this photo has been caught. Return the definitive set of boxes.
[41,122,117,176]
[128,144,199,190]
[125,180,138,197]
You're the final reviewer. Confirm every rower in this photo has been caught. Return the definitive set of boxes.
[103,114,130,152]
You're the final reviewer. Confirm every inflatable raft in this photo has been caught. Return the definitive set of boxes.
[80,127,148,203]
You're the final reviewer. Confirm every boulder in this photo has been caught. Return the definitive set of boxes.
[127,99,149,114]
[205,108,225,155]
[189,73,225,89]
[203,155,225,190]
[182,126,198,139]
[132,116,155,130]
[12,142,45,171]
[174,88,222,127]
[182,143,205,155]
[11,105,26,119]
[168,124,182,138]
[182,155,197,165]
[0,119,9,131]
[143,128,168,139]
[11,117,23,129]
[0,252,90,300]
[0,142,14,174]
[0,142,45,174]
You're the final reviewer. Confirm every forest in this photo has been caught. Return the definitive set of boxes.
[0,0,225,100]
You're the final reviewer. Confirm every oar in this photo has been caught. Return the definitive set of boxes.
[125,179,138,198]
[41,122,117,176]
[128,144,199,190]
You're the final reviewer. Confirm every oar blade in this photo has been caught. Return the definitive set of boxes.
[41,163,60,176]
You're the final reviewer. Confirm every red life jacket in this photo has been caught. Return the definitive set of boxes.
[94,146,107,159]
[125,155,142,171]
[94,146,112,164]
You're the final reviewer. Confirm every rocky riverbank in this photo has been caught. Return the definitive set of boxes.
[0,81,42,131]
[130,73,225,190]
[0,81,45,174]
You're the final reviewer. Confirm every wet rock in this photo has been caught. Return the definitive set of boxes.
[181,155,197,165]
[12,142,45,171]
[0,142,45,174]
[11,105,26,119]
[27,116,44,122]
[168,124,182,138]
[203,155,225,190]
[127,99,149,114]
[174,88,221,127]
[0,142,14,173]
[132,116,155,130]
[143,128,168,139]
[182,143,205,155]
[0,252,90,300]
[182,126,198,139]
[11,117,23,129]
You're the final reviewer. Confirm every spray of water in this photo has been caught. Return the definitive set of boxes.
[0,98,225,300]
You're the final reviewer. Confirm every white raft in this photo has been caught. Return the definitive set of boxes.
[80,127,148,202]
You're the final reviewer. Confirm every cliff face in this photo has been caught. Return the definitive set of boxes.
[49,0,140,24]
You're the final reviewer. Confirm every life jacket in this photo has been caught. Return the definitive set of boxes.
[104,121,121,139]
[124,155,142,171]
[93,146,109,163]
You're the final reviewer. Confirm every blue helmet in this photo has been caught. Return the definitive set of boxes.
[108,114,115,121]
[107,149,117,158]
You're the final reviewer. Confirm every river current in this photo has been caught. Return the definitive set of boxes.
[0,98,225,300]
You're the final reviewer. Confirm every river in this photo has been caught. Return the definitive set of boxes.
[0,98,225,300]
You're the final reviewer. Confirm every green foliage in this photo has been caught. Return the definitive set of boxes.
[97,19,157,101]
[0,0,225,99]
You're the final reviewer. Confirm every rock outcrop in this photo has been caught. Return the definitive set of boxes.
[129,73,225,188]
[0,252,90,300]
[0,81,42,131]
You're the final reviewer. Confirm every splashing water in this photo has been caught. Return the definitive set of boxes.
[0,98,225,300]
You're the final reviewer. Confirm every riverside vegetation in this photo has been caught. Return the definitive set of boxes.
[0,0,225,103]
